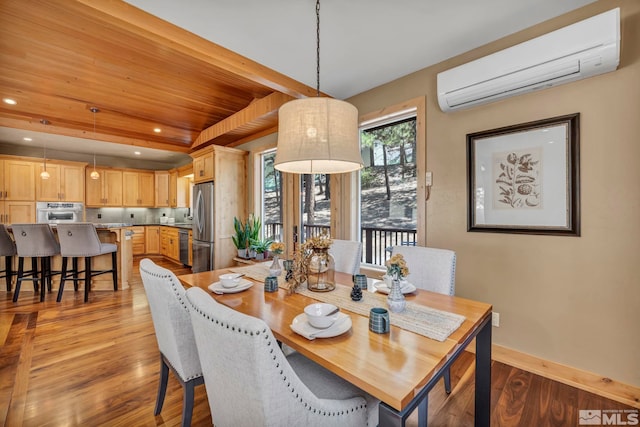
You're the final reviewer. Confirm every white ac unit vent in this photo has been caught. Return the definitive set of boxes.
[437,8,620,112]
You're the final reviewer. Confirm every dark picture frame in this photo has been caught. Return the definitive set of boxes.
[467,113,580,236]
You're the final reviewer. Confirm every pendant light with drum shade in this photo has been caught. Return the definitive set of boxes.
[90,107,100,180]
[274,0,363,174]
[39,119,50,180]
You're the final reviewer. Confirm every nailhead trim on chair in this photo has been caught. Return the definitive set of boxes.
[188,302,369,419]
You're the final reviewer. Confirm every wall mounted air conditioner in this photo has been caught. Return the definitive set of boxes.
[437,8,620,112]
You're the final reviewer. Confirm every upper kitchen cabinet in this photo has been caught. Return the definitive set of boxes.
[1,158,36,201]
[123,171,154,207]
[154,171,170,207]
[85,168,123,207]
[0,201,35,224]
[36,161,86,202]
[169,164,192,208]
[192,146,214,183]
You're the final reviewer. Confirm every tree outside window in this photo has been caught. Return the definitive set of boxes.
[261,151,283,241]
[301,174,331,241]
[360,116,417,266]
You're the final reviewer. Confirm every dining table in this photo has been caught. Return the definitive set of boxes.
[177,267,492,427]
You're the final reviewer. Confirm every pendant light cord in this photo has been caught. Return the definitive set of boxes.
[316,0,320,97]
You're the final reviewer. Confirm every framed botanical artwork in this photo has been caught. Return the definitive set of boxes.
[467,113,580,236]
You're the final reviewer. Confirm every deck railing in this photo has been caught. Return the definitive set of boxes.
[265,222,417,266]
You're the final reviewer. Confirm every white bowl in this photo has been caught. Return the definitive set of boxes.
[304,303,339,329]
[219,273,242,288]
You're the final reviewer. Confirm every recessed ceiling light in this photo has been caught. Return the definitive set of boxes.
[3,98,17,105]
[134,151,141,156]
[153,128,162,133]
[23,137,33,141]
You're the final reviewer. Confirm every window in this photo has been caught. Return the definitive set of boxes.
[301,174,331,242]
[260,150,283,241]
[359,113,418,266]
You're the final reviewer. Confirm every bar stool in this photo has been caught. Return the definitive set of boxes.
[11,224,60,302]
[0,224,17,291]
[56,223,118,303]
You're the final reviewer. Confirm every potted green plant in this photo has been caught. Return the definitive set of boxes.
[232,216,249,258]
[245,214,261,258]
[250,237,273,261]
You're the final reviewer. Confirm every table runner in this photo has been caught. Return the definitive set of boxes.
[229,262,290,288]
[229,264,465,342]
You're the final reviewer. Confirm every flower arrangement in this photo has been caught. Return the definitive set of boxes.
[301,234,333,250]
[386,253,409,279]
[269,241,285,255]
[288,233,334,294]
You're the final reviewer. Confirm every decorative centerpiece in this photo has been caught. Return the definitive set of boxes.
[385,253,409,313]
[268,241,285,276]
[350,283,363,301]
[288,233,335,294]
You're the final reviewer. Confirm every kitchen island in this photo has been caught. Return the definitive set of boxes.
[2,224,133,295]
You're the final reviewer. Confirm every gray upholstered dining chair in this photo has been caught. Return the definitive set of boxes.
[329,239,362,275]
[185,286,379,427]
[391,245,457,393]
[56,223,117,302]
[11,223,60,302]
[0,224,16,291]
[139,258,204,427]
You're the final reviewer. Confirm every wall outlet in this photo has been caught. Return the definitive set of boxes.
[492,312,500,327]
[130,213,134,218]
[97,213,101,219]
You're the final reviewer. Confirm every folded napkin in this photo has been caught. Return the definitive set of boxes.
[290,313,351,340]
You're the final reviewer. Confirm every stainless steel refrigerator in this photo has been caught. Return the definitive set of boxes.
[192,181,214,273]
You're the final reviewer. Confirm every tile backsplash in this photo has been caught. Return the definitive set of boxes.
[86,207,191,225]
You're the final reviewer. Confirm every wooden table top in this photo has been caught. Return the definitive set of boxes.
[178,269,492,411]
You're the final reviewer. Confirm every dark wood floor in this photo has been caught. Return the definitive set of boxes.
[1,256,634,426]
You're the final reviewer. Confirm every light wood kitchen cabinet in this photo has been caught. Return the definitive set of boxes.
[191,147,214,183]
[145,226,160,254]
[154,171,170,207]
[1,159,36,201]
[160,226,180,262]
[123,171,154,207]
[85,168,123,207]
[129,226,145,256]
[0,201,35,224]
[169,171,190,208]
[36,162,85,201]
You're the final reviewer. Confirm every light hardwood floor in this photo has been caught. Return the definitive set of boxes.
[1,256,634,426]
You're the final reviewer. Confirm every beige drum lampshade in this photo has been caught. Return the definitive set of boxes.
[274,97,363,174]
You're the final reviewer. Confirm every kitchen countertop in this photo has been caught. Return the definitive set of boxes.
[94,223,193,230]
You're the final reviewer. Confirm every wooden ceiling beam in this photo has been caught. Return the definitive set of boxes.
[0,117,191,153]
[193,92,293,149]
[75,0,321,100]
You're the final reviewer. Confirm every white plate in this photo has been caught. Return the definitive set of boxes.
[373,280,417,294]
[208,278,254,294]
[291,312,352,340]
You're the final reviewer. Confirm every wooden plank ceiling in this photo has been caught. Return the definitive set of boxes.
[0,0,318,154]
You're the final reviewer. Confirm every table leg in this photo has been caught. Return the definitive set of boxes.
[418,395,428,426]
[379,402,405,427]
[475,316,492,427]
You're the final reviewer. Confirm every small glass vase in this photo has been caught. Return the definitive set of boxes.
[387,272,406,313]
[269,254,282,276]
[306,248,335,292]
